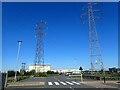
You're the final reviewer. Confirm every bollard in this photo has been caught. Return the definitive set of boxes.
[103,76,106,83]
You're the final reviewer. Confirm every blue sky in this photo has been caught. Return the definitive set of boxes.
[2,2,118,71]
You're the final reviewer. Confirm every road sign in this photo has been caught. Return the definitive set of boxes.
[79,67,83,71]
[79,67,83,82]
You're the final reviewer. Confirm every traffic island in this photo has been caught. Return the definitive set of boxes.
[7,82,45,87]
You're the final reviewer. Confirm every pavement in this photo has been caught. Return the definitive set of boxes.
[80,80,120,88]
[4,75,120,90]
[7,82,45,86]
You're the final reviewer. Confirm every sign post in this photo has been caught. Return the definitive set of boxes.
[79,67,83,82]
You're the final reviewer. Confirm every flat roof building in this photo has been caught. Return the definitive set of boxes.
[51,69,80,74]
[29,64,51,73]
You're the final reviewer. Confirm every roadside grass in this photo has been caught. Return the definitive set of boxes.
[71,75,81,78]
[47,74,59,77]
[34,72,47,77]
[70,73,120,81]
[34,72,59,77]
[7,73,59,83]
[7,76,29,83]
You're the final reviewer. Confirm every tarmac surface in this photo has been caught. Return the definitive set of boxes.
[5,75,120,90]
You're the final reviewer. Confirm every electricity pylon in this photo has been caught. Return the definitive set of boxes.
[81,2,104,73]
[21,62,26,75]
[21,63,26,70]
[34,20,47,73]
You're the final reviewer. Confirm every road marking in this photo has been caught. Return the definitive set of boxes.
[71,81,80,85]
[54,82,60,85]
[70,87,75,90]
[66,81,74,85]
[58,80,61,82]
[48,81,80,86]
[48,82,53,85]
[60,82,67,85]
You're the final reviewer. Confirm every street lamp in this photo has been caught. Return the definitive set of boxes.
[14,40,22,82]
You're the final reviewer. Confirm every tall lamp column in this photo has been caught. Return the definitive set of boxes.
[14,40,22,82]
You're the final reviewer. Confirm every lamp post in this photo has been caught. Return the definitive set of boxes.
[14,40,22,82]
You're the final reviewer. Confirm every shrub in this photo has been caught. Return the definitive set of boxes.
[100,77,119,80]
[17,76,29,81]
[7,78,14,83]
[7,76,29,82]
[8,71,20,77]
[47,71,54,74]
[8,71,15,77]
[47,71,58,74]
[34,72,47,77]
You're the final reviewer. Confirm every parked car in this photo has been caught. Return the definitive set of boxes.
[59,72,63,75]
[65,72,72,76]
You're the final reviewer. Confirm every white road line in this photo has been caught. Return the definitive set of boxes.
[60,82,67,85]
[70,87,75,90]
[71,81,80,85]
[58,80,61,82]
[54,82,60,85]
[48,82,53,85]
[66,81,74,85]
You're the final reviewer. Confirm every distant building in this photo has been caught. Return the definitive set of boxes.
[51,69,80,74]
[28,64,51,73]
[109,67,120,73]
[118,68,120,73]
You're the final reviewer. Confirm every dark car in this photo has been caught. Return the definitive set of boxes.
[59,72,63,75]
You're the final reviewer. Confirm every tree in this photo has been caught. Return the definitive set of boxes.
[20,69,26,75]
[17,71,20,76]
[30,70,36,75]
[47,71,54,74]
[8,71,15,77]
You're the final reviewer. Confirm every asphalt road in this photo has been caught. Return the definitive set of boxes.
[5,75,95,90]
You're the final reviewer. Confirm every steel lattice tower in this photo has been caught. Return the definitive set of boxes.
[21,62,26,75]
[34,20,46,72]
[21,62,26,70]
[81,3,104,73]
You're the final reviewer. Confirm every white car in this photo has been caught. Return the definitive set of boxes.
[65,72,72,76]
